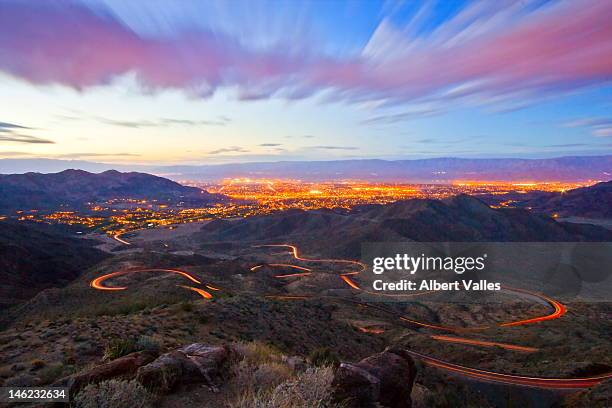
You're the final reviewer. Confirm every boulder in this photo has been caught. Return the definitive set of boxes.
[136,344,231,394]
[330,347,416,408]
[53,350,157,395]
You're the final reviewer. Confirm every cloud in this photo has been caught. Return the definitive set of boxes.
[1,1,610,110]
[0,151,32,157]
[95,116,229,128]
[563,117,612,137]
[0,121,54,144]
[546,143,588,148]
[0,134,54,144]
[0,121,30,130]
[361,108,442,125]
[207,146,250,155]
[258,143,282,147]
[310,145,358,151]
[286,135,315,139]
[55,152,141,158]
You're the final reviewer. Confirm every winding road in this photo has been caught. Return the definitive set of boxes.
[90,243,612,390]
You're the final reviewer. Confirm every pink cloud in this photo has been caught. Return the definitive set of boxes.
[0,0,610,107]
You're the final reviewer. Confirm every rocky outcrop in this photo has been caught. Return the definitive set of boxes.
[53,350,157,395]
[330,347,416,408]
[136,343,232,394]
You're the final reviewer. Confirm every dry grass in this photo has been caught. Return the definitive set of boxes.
[229,366,336,408]
[74,379,154,408]
[233,341,284,366]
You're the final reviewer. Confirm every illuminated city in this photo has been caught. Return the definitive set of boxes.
[2,179,596,242]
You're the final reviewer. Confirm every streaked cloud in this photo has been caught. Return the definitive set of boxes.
[563,117,612,137]
[55,152,141,158]
[0,121,54,144]
[1,0,610,111]
[207,146,250,155]
[310,145,359,151]
[95,116,230,128]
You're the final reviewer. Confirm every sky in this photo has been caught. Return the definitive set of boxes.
[0,0,611,165]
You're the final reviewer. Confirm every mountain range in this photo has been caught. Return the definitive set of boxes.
[0,169,223,212]
[1,155,611,182]
[196,194,612,259]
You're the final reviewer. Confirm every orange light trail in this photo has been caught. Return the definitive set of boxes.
[408,351,612,389]
[255,244,367,273]
[340,275,361,290]
[357,326,386,334]
[431,335,539,352]
[178,285,213,299]
[274,272,312,278]
[90,268,201,291]
[499,286,567,327]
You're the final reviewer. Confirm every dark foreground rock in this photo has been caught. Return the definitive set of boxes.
[53,350,158,395]
[330,347,416,408]
[136,343,231,394]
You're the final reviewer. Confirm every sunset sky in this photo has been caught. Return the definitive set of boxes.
[1,0,611,165]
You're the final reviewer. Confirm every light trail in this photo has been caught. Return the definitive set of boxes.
[499,286,567,326]
[90,268,201,290]
[178,285,213,299]
[90,268,217,300]
[112,233,131,245]
[256,244,428,298]
[340,275,361,290]
[254,244,367,273]
[407,351,612,389]
[274,272,312,278]
[357,326,386,334]
[256,245,568,327]
[430,335,539,352]
[89,243,607,390]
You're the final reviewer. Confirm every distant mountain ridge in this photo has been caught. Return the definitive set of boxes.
[0,169,223,212]
[1,155,611,182]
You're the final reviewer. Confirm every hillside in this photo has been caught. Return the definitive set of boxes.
[521,180,612,219]
[196,195,612,258]
[0,169,224,212]
[0,221,108,308]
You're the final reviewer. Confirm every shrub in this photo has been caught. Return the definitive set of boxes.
[308,347,340,368]
[180,302,194,312]
[103,338,137,361]
[230,367,336,408]
[233,341,284,366]
[74,379,153,408]
[38,363,67,384]
[30,359,46,370]
[232,360,293,393]
[135,335,161,354]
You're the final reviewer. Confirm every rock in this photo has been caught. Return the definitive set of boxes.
[53,350,157,395]
[330,347,416,408]
[136,344,231,394]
